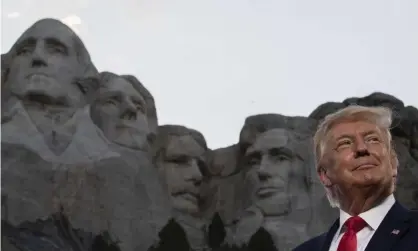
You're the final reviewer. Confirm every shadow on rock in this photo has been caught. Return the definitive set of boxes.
[2,209,121,251]
[148,218,191,251]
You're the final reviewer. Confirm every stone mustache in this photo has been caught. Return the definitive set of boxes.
[1,18,417,251]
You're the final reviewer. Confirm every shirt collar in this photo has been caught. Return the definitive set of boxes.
[338,194,395,232]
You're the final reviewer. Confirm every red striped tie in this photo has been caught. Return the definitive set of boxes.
[337,216,367,251]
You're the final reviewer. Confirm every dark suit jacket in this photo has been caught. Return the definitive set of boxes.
[293,201,418,251]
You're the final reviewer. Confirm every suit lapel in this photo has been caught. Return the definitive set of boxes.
[320,219,339,251]
[365,202,411,251]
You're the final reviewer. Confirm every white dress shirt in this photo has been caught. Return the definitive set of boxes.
[328,194,395,251]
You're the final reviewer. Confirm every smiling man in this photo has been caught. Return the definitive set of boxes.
[294,105,418,251]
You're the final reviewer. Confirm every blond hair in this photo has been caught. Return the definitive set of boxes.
[313,105,397,207]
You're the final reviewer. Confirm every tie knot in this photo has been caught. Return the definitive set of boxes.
[344,216,367,233]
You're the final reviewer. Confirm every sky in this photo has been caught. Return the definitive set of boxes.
[2,0,417,149]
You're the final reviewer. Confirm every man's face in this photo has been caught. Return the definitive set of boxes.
[158,135,206,215]
[244,129,303,212]
[90,77,150,150]
[319,121,397,196]
[7,21,84,113]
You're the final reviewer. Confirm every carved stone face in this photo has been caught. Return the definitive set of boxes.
[244,128,304,215]
[90,76,150,150]
[157,135,206,215]
[6,20,85,118]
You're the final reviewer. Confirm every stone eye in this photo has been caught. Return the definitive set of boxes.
[104,97,118,106]
[170,155,189,165]
[246,153,261,166]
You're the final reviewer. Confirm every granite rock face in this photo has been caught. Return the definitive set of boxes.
[2,19,417,251]
[1,18,170,251]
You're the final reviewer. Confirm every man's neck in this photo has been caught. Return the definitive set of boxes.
[340,186,392,215]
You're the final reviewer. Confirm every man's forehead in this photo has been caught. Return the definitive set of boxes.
[17,22,75,46]
[249,128,290,153]
[165,135,205,157]
[329,121,381,139]
[108,78,139,96]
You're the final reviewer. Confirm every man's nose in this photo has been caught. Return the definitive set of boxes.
[354,140,370,158]
[120,100,137,120]
[257,159,273,182]
[186,159,203,186]
[30,46,47,68]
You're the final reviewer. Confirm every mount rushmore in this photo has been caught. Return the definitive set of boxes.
[1,18,417,251]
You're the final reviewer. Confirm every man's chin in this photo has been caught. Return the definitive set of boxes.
[256,194,291,216]
[352,171,387,186]
[172,198,199,215]
[113,132,149,150]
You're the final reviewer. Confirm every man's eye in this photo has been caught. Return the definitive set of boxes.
[17,47,31,55]
[337,140,352,148]
[134,102,145,112]
[47,44,67,55]
[366,136,380,143]
[52,46,65,53]
[276,155,290,161]
[248,157,260,165]
[169,156,189,164]
[244,154,260,166]
[105,100,117,105]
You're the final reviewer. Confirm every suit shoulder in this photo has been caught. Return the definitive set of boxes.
[410,209,418,224]
[293,233,327,251]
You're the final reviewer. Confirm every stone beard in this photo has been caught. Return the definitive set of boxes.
[90,75,151,151]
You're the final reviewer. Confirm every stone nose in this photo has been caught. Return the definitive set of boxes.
[31,45,48,68]
[120,99,137,120]
[257,158,273,182]
[185,159,203,185]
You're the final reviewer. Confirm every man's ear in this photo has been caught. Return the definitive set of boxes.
[390,148,398,178]
[318,154,334,187]
[75,77,100,104]
[318,167,333,187]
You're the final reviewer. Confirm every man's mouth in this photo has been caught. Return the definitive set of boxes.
[26,73,49,79]
[256,186,281,198]
[354,164,377,171]
[22,91,68,107]
[175,191,199,204]
[117,123,140,130]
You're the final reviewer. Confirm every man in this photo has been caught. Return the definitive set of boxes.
[1,19,116,251]
[152,124,210,250]
[90,72,157,151]
[233,127,312,250]
[83,72,170,251]
[244,128,310,217]
[1,18,104,161]
[2,18,97,118]
[153,125,208,216]
[294,105,418,251]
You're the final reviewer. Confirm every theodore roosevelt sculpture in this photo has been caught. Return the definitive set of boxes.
[152,125,211,250]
